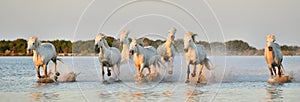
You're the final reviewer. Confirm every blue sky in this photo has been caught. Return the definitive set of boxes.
[0,0,299,49]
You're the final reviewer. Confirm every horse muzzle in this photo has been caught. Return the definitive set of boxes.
[268,46,273,51]
[184,49,188,53]
[94,45,100,53]
[129,50,134,55]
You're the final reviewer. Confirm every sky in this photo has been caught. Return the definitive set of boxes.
[0,0,299,49]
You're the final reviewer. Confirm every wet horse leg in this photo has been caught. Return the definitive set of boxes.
[185,63,190,83]
[100,64,106,82]
[36,66,41,78]
[52,59,60,76]
[197,64,204,84]
[168,57,173,74]
[191,64,196,77]
[43,64,48,78]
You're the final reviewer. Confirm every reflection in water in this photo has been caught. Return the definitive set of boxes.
[30,92,59,102]
[266,85,283,102]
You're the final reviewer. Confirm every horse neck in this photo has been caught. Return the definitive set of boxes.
[135,45,143,55]
[100,43,110,55]
[122,43,129,52]
[189,41,197,50]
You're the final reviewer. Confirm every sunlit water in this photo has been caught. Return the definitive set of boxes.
[0,56,299,102]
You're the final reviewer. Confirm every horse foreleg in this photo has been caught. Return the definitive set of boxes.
[146,67,152,80]
[168,57,173,74]
[43,64,48,78]
[36,66,41,78]
[278,66,282,77]
[185,64,190,83]
[268,67,274,78]
[100,64,105,82]
[197,64,204,84]
[191,64,196,77]
[115,63,121,82]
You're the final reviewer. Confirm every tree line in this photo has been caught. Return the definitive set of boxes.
[1,37,299,56]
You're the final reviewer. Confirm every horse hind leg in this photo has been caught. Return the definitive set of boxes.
[52,59,60,76]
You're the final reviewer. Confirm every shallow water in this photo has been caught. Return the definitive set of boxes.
[0,56,299,102]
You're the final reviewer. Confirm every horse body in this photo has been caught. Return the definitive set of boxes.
[183,32,211,83]
[130,39,162,81]
[27,37,62,78]
[95,34,121,82]
[264,34,283,78]
[157,27,177,74]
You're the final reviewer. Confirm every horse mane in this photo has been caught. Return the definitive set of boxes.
[97,33,110,48]
[29,36,41,47]
[186,32,197,42]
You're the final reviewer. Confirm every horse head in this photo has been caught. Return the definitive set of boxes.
[27,36,40,54]
[168,27,176,41]
[120,30,129,46]
[266,34,276,51]
[184,32,197,53]
[129,38,142,56]
[95,33,107,53]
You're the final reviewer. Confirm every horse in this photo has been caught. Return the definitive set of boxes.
[264,34,283,78]
[157,27,177,74]
[119,30,130,62]
[27,36,63,78]
[129,39,163,81]
[95,34,122,82]
[183,32,211,83]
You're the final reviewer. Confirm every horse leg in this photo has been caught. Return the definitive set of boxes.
[36,66,41,78]
[146,67,152,80]
[100,64,106,82]
[278,66,282,77]
[53,59,60,76]
[185,64,190,83]
[272,67,276,77]
[168,57,173,74]
[115,63,121,82]
[197,64,204,84]
[268,67,274,78]
[191,64,196,77]
[43,64,48,78]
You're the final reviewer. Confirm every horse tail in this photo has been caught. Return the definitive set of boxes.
[204,57,212,70]
[56,58,64,64]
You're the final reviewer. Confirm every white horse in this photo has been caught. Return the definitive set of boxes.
[129,39,163,81]
[95,34,121,82]
[264,34,283,78]
[27,36,63,78]
[120,30,130,62]
[157,27,177,74]
[183,32,211,83]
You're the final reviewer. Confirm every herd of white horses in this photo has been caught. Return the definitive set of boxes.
[26,27,285,84]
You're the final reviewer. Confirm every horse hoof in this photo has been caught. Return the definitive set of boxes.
[185,80,190,83]
[103,80,108,84]
[191,73,196,77]
[107,72,111,76]
[168,71,173,74]
[55,72,60,76]
[114,79,121,82]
